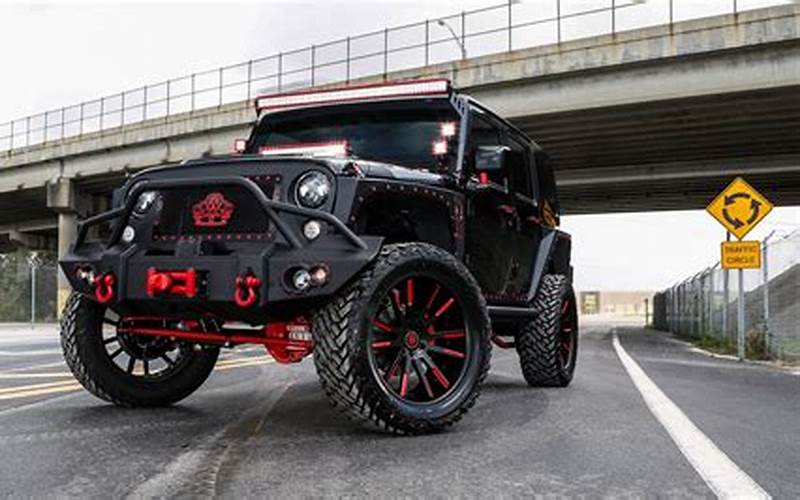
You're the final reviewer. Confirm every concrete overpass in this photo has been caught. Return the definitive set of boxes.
[2,4,800,306]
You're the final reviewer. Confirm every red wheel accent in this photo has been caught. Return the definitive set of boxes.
[434,298,455,318]
[367,275,469,404]
[559,297,577,369]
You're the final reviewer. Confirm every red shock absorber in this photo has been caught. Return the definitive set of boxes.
[93,273,116,304]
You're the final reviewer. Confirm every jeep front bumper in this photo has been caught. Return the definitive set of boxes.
[60,176,381,320]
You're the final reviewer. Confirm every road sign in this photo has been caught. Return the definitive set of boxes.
[721,241,762,269]
[706,177,773,240]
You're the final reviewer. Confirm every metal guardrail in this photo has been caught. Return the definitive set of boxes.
[0,0,791,154]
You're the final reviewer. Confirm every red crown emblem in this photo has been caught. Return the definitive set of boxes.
[192,192,235,227]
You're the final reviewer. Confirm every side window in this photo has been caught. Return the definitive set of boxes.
[502,135,533,201]
[468,112,504,185]
[535,150,561,225]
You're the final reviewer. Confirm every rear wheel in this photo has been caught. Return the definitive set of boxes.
[60,292,219,407]
[516,274,578,387]
[312,243,491,435]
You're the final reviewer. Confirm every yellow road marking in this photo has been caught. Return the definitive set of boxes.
[216,357,275,370]
[0,379,79,395]
[0,372,73,380]
[0,357,276,401]
[0,383,82,400]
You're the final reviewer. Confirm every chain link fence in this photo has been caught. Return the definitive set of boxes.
[654,230,800,362]
[0,251,58,323]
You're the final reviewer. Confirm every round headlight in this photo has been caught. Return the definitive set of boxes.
[134,191,159,214]
[295,171,331,209]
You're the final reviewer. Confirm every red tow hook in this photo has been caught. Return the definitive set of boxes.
[234,274,262,308]
[93,273,116,304]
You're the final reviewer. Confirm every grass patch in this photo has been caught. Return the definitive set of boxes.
[692,331,772,360]
[694,335,737,356]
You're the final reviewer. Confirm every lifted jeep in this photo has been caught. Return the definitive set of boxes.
[60,79,577,435]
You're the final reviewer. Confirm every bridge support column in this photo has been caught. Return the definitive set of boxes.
[47,179,83,316]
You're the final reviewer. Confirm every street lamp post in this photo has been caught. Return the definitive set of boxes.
[437,18,467,60]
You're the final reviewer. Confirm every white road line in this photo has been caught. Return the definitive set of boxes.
[612,334,770,500]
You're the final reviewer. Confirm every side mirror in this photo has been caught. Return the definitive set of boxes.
[475,145,509,171]
[475,145,509,184]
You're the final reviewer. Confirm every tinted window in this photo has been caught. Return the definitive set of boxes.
[469,113,504,184]
[251,102,459,171]
[503,136,532,200]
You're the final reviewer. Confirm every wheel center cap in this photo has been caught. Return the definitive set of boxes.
[404,331,420,349]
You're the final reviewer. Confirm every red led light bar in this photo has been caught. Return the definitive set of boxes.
[256,79,450,113]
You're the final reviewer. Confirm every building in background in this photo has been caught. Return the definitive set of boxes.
[580,291,654,316]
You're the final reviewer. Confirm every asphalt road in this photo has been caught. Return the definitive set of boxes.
[0,319,797,498]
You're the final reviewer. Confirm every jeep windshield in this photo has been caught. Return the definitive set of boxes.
[249,100,460,172]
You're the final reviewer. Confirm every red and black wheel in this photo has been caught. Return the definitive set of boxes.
[516,274,579,387]
[367,275,471,404]
[312,243,491,435]
[60,292,219,407]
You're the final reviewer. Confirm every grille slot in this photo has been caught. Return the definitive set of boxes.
[153,176,280,240]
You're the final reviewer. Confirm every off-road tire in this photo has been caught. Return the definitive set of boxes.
[312,243,491,435]
[516,274,578,387]
[60,292,220,407]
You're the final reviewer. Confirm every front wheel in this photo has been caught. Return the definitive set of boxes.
[60,293,220,407]
[312,243,491,435]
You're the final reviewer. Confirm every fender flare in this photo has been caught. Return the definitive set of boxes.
[526,230,572,303]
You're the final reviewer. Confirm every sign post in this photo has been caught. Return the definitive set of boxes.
[706,177,774,360]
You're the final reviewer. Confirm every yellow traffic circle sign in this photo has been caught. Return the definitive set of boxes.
[721,241,762,269]
[706,177,773,240]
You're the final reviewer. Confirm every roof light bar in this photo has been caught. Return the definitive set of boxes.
[259,141,349,158]
[256,79,450,113]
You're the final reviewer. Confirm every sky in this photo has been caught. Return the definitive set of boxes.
[1,0,797,292]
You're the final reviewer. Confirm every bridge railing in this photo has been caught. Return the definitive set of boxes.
[0,0,791,154]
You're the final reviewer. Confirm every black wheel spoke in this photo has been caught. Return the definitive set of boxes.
[391,288,405,319]
[399,355,413,397]
[103,336,118,345]
[103,317,119,327]
[385,351,404,382]
[143,359,150,376]
[127,357,136,374]
[108,347,123,360]
[420,351,450,390]
[161,354,175,367]
[412,357,434,399]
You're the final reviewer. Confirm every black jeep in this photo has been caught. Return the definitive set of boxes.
[59,80,577,435]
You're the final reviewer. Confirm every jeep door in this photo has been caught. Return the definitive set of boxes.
[464,110,531,304]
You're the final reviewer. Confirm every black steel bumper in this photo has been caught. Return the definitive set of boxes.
[60,176,382,317]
